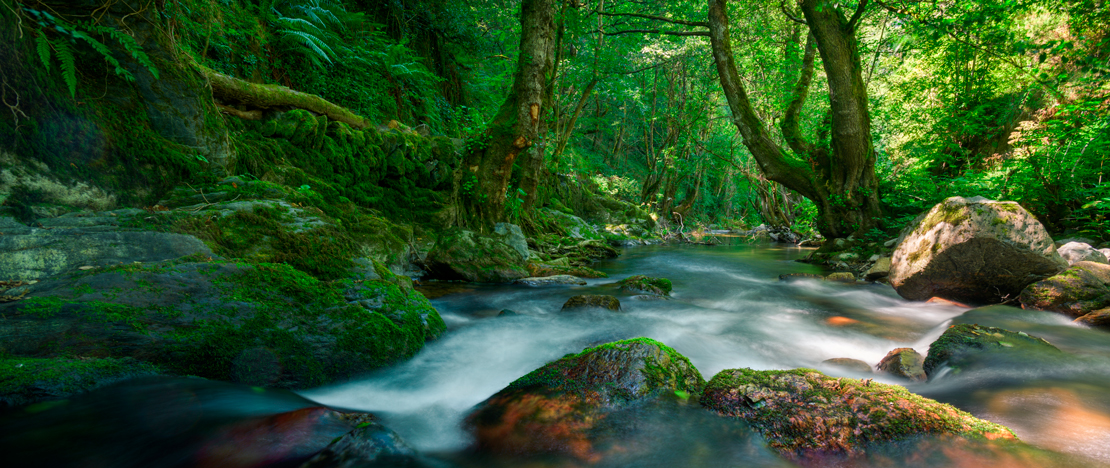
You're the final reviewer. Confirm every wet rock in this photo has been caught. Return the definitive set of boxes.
[497,309,519,317]
[836,252,859,262]
[926,297,972,308]
[630,294,670,301]
[799,238,824,247]
[865,257,892,281]
[889,196,1066,304]
[526,262,608,278]
[0,261,444,389]
[514,275,587,286]
[465,338,704,462]
[825,272,856,283]
[616,275,672,296]
[424,229,529,283]
[1074,308,1110,328]
[1018,261,1110,317]
[820,358,872,373]
[0,230,213,281]
[779,273,823,282]
[298,417,416,468]
[0,356,163,408]
[701,368,1014,459]
[876,348,926,382]
[0,378,364,468]
[1057,242,1108,265]
[561,295,621,311]
[923,323,1062,378]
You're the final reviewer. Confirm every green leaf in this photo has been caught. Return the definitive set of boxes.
[35,32,51,72]
[53,38,77,98]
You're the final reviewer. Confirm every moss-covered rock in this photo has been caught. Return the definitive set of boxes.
[889,196,1067,304]
[876,348,926,382]
[464,338,704,462]
[616,275,672,296]
[561,295,621,311]
[1074,308,1110,328]
[0,356,162,408]
[923,323,1062,377]
[1018,261,1110,318]
[819,358,873,374]
[0,260,443,389]
[701,368,1015,459]
[526,262,608,278]
[424,229,529,283]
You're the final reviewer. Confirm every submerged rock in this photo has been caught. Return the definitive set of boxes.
[526,262,608,279]
[819,358,872,374]
[923,323,1062,378]
[424,229,529,283]
[514,275,587,286]
[464,338,704,462]
[825,272,856,283]
[616,275,672,296]
[0,356,162,408]
[298,416,416,468]
[876,348,926,382]
[561,294,621,311]
[889,196,1066,304]
[1019,261,1110,317]
[701,368,1014,459]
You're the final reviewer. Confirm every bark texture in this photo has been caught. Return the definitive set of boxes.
[707,0,882,238]
[200,66,371,129]
[463,0,555,229]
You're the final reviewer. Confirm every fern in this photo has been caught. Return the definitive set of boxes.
[52,38,77,98]
[22,8,160,99]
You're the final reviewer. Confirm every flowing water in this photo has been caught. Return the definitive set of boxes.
[304,243,1110,467]
[5,243,1110,467]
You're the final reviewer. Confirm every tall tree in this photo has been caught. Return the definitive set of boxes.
[707,0,882,238]
[462,0,556,229]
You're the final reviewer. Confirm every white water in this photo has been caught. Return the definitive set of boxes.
[302,244,1110,466]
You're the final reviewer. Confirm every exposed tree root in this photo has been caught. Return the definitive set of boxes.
[198,65,371,129]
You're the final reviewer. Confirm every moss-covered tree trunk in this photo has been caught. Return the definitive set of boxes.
[463,0,555,230]
[707,0,882,238]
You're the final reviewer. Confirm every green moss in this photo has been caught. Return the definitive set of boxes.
[923,324,1061,375]
[703,368,1014,453]
[0,356,162,406]
[616,275,673,296]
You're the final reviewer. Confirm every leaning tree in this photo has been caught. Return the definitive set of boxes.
[707,0,882,238]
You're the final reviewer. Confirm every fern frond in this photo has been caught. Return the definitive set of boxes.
[279,29,334,65]
[94,24,160,79]
[53,38,77,97]
[275,16,326,35]
[35,32,52,72]
[69,29,135,82]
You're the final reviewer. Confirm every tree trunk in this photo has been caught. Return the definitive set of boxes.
[462,0,555,230]
[706,0,881,238]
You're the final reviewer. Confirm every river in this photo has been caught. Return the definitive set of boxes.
[5,243,1110,467]
[301,243,1110,467]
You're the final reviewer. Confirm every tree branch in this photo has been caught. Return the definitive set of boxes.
[597,10,708,28]
[781,33,818,156]
[199,65,372,129]
[847,0,869,31]
[603,29,709,37]
[780,0,807,25]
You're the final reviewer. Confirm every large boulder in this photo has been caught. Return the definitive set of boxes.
[1019,261,1110,317]
[889,196,1067,304]
[1057,242,1108,265]
[0,356,162,408]
[923,323,1062,378]
[0,227,213,281]
[1075,308,1110,328]
[464,338,704,462]
[424,228,529,283]
[0,260,444,389]
[701,368,1014,459]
